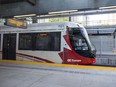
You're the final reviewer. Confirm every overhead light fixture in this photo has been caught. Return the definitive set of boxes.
[99,6,116,9]
[48,10,78,14]
[14,14,36,18]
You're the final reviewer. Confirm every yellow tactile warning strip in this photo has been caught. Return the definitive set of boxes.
[0,60,116,71]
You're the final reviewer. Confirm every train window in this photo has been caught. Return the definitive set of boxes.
[19,32,61,51]
[71,34,89,51]
[74,38,88,51]
[19,33,32,50]
[50,32,61,51]
[35,33,50,50]
[69,28,80,35]
[35,32,61,51]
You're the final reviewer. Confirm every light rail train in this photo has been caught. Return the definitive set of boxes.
[0,22,96,64]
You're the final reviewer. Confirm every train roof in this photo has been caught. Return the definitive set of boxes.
[29,22,79,27]
[0,22,80,29]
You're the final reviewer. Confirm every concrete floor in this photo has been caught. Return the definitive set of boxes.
[0,62,116,87]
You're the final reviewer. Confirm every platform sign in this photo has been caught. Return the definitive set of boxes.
[4,18,27,29]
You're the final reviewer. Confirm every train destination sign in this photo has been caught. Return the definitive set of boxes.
[4,18,27,29]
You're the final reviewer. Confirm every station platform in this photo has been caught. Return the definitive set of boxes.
[0,60,116,87]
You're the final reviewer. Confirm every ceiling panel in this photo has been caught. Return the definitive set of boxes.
[0,0,25,4]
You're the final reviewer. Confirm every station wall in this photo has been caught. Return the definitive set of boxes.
[89,35,116,54]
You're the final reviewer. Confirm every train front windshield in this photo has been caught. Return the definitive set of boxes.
[69,25,96,58]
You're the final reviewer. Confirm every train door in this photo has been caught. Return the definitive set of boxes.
[2,34,16,60]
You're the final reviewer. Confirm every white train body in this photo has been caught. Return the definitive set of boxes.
[0,22,96,64]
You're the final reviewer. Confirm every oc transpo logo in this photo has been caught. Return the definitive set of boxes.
[67,59,81,62]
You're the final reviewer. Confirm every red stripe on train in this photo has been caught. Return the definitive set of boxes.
[16,53,54,63]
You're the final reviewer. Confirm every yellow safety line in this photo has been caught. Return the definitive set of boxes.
[0,60,116,71]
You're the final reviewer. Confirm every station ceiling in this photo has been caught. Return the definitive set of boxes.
[0,0,116,18]
[0,0,25,4]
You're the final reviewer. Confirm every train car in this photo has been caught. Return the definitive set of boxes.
[0,22,96,64]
